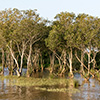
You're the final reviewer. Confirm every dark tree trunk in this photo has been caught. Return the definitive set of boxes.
[33,49,40,73]
[10,54,14,76]
[36,53,39,72]
[50,52,55,74]
[40,53,44,72]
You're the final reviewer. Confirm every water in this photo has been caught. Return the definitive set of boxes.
[73,73,100,100]
[0,69,100,100]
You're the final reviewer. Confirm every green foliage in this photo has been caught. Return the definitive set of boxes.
[0,8,100,79]
[45,12,76,51]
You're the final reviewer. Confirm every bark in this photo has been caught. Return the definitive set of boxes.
[69,48,73,77]
[40,53,44,71]
[33,49,40,72]
[1,48,5,75]
[81,51,85,74]
[55,55,62,71]
[60,49,67,75]
[63,49,67,69]
[75,51,95,78]
[8,45,20,77]
[50,54,52,69]
[27,42,32,77]
[19,43,25,74]
[93,51,96,69]
[36,53,39,72]
[9,41,13,75]
[88,52,90,76]
[6,50,13,75]
[6,50,10,68]
[50,52,55,74]
[10,54,14,75]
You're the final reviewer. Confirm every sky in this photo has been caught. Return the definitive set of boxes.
[0,0,100,20]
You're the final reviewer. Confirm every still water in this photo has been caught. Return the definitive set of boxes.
[0,68,100,100]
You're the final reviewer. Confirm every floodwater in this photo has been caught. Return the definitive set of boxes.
[0,68,100,100]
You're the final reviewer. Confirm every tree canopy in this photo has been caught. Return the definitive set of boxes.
[0,8,100,78]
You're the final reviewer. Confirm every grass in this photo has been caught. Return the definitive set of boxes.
[34,87,79,93]
[0,75,80,93]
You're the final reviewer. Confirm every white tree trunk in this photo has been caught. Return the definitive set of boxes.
[69,48,73,77]
[8,45,20,77]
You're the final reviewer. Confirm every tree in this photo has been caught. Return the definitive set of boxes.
[0,8,20,75]
[17,10,48,77]
[46,12,76,77]
[75,14,100,76]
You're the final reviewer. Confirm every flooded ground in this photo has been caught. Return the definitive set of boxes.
[73,73,100,100]
[0,68,100,100]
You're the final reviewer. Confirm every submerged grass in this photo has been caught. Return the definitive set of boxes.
[34,87,79,93]
[0,75,79,93]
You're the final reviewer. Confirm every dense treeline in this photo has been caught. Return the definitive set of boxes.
[0,8,100,78]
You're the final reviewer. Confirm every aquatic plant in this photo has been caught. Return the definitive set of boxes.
[34,87,79,93]
[0,75,79,88]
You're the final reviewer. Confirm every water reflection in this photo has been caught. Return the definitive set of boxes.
[73,73,100,100]
[0,80,73,100]
[0,70,100,100]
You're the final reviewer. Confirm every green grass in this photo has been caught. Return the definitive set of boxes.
[0,75,80,93]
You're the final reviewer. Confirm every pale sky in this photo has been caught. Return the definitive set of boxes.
[0,0,100,20]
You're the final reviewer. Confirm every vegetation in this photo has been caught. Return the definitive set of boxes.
[0,8,100,82]
[0,75,79,93]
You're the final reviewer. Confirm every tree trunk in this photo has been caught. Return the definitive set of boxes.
[69,48,73,77]
[19,48,25,74]
[50,53,52,69]
[9,41,13,75]
[60,49,66,76]
[6,50,10,68]
[75,51,95,78]
[93,52,96,69]
[36,53,39,72]
[81,51,85,74]
[50,52,55,74]
[16,70,21,77]
[63,49,67,70]
[1,48,5,75]
[40,53,44,72]
[8,45,20,77]
[27,42,32,77]
[10,54,14,76]
[88,52,90,76]
[55,55,62,72]
[58,58,62,71]
[6,50,12,75]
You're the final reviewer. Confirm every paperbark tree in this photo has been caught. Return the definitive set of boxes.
[45,12,76,77]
